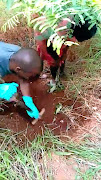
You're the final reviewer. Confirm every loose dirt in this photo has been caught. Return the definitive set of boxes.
[0,26,99,142]
[1,24,101,180]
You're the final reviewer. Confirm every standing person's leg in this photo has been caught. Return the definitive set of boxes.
[60,60,65,76]
[59,46,69,77]
[50,66,59,80]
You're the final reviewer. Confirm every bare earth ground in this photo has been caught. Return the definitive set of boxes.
[1,26,101,179]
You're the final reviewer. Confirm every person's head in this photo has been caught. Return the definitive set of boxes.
[10,48,43,80]
[72,20,97,42]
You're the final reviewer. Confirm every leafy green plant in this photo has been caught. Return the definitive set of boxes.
[1,0,101,54]
[55,103,62,114]
[2,0,101,27]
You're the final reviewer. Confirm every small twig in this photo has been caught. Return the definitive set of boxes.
[31,108,45,125]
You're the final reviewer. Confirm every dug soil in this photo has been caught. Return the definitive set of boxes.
[0,74,91,142]
[1,23,101,180]
[0,26,100,142]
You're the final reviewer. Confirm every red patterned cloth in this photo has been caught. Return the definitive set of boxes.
[34,19,76,66]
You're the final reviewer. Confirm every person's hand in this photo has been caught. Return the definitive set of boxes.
[22,96,40,119]
[0,83,19,101]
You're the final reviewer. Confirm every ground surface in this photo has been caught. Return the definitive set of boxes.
[1,24,101,180]
[1,27,101,137]
[0,26,90,138]
[0,73,90,141]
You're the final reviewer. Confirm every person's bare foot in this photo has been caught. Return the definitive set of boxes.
[40,74,48,79]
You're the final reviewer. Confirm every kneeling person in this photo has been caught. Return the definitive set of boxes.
[0,41,43,120]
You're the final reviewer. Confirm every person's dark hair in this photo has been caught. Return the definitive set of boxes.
[10,48,42,72]
[72,20,97,42]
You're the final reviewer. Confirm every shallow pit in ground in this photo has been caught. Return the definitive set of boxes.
[0,27,99,142]
[0,74,92,141]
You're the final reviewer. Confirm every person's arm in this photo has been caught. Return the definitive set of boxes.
[19,79,40,119]
[19,79,30,96]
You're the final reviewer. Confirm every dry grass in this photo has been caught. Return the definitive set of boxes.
[1,1,101,179]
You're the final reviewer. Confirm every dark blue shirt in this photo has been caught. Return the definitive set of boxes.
[0,42,21,77]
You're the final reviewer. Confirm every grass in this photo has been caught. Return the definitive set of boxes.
[1,1,101,180]
[0,1,24,29]
[0,128,101,180]
[63,29,101,100]
[0,1,15,27]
